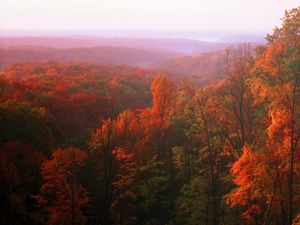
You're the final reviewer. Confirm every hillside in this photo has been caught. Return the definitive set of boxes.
[0,36,234,54]
[154,51,225,85]
[0,45,175,68]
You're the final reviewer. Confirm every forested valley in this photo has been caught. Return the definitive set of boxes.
[0,6,300,225]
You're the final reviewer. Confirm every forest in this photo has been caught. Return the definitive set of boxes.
[0,6,300,225]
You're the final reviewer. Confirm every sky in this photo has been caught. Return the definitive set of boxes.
[0,0,299,34]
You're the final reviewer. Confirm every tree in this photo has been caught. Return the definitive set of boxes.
[175,177,210,225]
[251,7,300,224]
[138,159,174,225]
[36,148,89,225]
[111,148,137,225]
[0,101,56,152]
[0,141,47,224]
[219,44,255,155]
[151,75,176,160]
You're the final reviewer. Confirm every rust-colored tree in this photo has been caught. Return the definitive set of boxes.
[151,74,176,162]
[36,148,89,225]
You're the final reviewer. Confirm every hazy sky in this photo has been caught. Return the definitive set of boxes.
[0,0,299,33]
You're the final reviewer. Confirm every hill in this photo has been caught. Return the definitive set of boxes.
[0,45,175,68]
[0,36,234,54]
[154,51,225,85]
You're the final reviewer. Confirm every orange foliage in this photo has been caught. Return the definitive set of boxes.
[37,148,89,225]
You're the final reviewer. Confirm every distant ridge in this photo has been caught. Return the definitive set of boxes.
[0,45,175,68]
[0,36,235,54]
